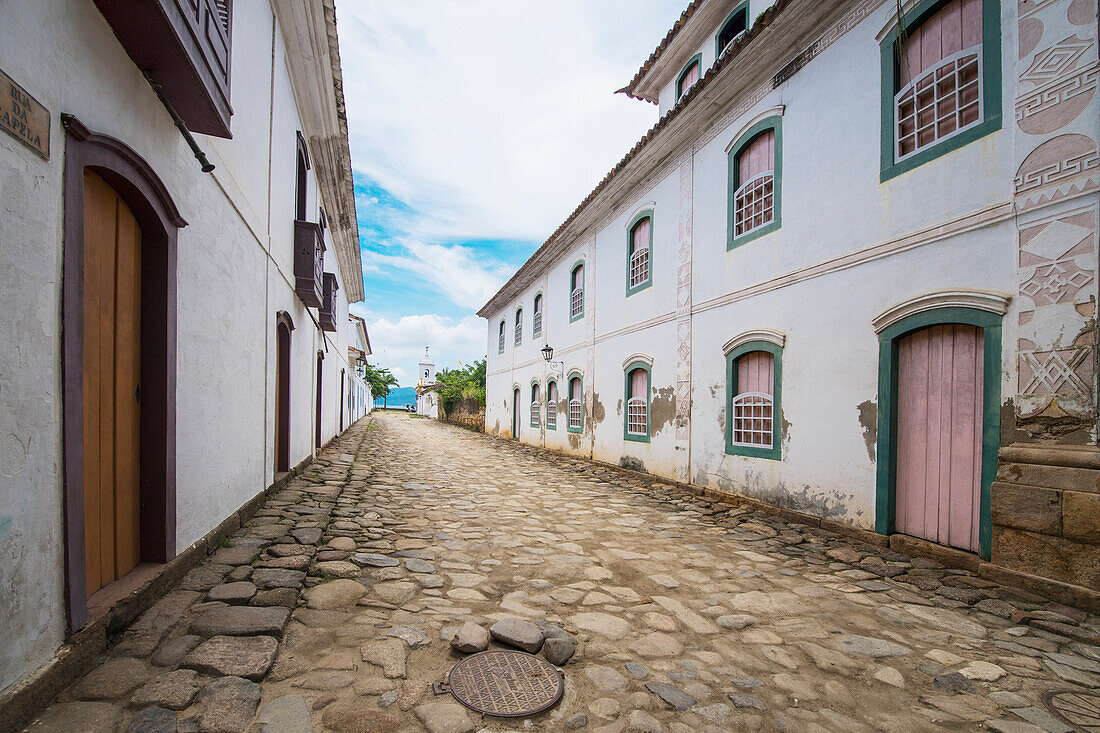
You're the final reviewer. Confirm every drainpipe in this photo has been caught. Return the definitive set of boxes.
[142,72,216,173]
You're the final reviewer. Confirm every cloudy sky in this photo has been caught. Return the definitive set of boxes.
[339,1,685,385]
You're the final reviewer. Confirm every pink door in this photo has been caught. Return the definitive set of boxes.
[896,324,984,552]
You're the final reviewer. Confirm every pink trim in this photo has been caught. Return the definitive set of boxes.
[738,131,774,182]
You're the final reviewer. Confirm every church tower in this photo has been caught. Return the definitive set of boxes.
[418,346,435,386]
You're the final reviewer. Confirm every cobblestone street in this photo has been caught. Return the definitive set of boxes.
[25,412,1100,733]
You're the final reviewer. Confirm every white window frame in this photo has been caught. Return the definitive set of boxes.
[730,391,774,448]
[629,244,649,289]
[514,310,523,346]
[546,384,557,428]
[895,46,983,161]
[533,296,543,337]
[733,171,774,237]
[626,396,648,436]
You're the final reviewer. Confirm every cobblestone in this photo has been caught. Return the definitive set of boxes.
[23,413,1100,731]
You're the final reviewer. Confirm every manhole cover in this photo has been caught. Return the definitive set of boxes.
[1043,690,1100,732]
[441,650,564,717]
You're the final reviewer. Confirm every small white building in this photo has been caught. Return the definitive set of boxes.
[479,0,1099,595]
[348,314,374,423]
[0,0,368,711]
[416,348,440,417]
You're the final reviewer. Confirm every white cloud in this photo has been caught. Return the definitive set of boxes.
[352,308,487,386]
[363,238,515,311]
[338,0,683,244]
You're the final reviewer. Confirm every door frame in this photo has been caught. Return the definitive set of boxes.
[512,387,520,439]
[874,305,1003,559]
[61,115,185,631]
[315,351,325,451]
[275,311,294,473]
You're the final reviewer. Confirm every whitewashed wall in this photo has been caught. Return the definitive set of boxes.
[0,0,359,694]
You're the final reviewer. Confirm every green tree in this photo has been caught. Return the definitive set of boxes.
[363,362,399,408]
[435,358,486,414]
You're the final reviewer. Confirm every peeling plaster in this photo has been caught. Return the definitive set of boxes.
[591,392,605,424]
[856,400,877,462]
[650,386,676,435]
[620,455,646,472]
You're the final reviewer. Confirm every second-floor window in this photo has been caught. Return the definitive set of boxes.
[570,264,585,321]
[677,55,702,100]
[628,213,652,294]
[734,130,775,238]
[514,308,523,346]
[895,0,983,160]
[533,293,543,337]
[498,320,505,354]
[716,5,748,57]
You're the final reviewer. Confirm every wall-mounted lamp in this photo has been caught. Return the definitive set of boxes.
[542,344,564,378]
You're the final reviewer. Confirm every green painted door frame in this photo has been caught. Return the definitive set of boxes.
[874,307,1002,559]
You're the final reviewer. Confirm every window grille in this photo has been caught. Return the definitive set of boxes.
[514,312,523,346]
[533,303,542,336]
[626,397,647,435]
[546,385,557,428]
[569,399,582,430]
[629,247,650,289]
[896,49,982,159]
[531,400,540,427]
[571,287,583,318]
[734,173,774,237]
[731,392,773,447]
[498,324,505,353]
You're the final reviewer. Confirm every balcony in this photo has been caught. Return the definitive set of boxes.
[93,0,233,137]
[293,219,325,307]
[319,273,339,332]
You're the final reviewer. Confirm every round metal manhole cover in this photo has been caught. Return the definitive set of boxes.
[1042,690,1100,731]
[446,650,564,717]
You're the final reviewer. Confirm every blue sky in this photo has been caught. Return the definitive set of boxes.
[338,1,685,385]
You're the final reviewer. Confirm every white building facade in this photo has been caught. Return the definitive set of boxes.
[348,314,374,423]
[0,0,366,705]
[416,348,440,417]
[480,0,1099,596]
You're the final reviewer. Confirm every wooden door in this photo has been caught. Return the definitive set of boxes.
[512,388,520,439]
[83,170,141,596]
[275,324,290,472]
[315,354,323,449]
[896,323,984,552]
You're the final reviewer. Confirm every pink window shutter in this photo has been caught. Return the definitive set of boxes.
[632,218,650,254]
[738,351,774,395]
[898,0,982,86]
[573,265,583,291]
[681,62,700,92]
[738,131,774,183]
[630,369,647,398]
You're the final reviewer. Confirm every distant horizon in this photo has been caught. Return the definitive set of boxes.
[373,385,416,409]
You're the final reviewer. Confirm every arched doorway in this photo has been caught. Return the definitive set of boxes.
[512,387,520,440]
[275,313,292,473]
[61,115,185,629]
[315,351,324,451]
[340,368,345,431]
[875,301,1004,559]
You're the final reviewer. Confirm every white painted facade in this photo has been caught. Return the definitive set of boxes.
[481,0,1098,578]
[416,349,440,417]
[0,0,365,696]
[348,315,374,424]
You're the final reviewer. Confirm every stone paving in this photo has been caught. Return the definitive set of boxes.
[23,412,1100,733]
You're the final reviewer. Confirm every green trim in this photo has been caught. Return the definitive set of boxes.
[511,386,520,439]
[514,307,523,346]
[545,377,558,431]
[727,116,783,250]
[532,291,544,338]
[873,307,1002,560]
[878,0,1003,182]
[676,53,703,100]
[566,373,583,433]
[724,340,782,460]
[715,3,750,58]
[623,361,652,443]
[497,320,505,355]
[568,260,585,323]
[625,209,654,297]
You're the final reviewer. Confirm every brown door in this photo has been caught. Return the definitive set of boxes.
[275,323,290,472]
[315,354,323,450]
[82,170,141,596]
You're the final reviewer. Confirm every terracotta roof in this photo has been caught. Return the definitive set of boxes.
[478,0,787,318]
[618,0,706,102]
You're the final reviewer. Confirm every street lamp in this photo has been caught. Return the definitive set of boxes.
[542,343,563,378]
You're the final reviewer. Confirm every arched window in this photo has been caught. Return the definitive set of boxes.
[716,5,748,57]
[570,263,584,321]
[514,308,523,346]
[725,340,782,459]
[676,55,702,100]
[530,383,541,428]
[894,0,983,160]
[295,131,309,221]
[546,380,558,429]
[627,212,652,294]
[624,365,650,441]
[567,375,583,432]
[533,293,543,337]
[734,130,775,238]
[498,320,506,354]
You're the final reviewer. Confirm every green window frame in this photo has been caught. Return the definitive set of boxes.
[874,307,1001,559]
[725,340,782,460]
[878,0,1002,182]
[626,209,653,297]
[545,378,558,430]
[530,381,541,428]
[533,292,543,338]
[497,319,505,355]
[514,307,523,346]
[623,362,651,443]
[567,372,584,433]
[569,260,585,323]
[715,3,750,58]
[676,53,703,100]
[727,116,782,250]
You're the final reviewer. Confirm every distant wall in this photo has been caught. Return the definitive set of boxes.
[444,397,485,431]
